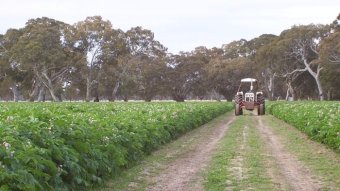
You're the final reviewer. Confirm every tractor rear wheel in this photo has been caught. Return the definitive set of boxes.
[257,94,265,104]
[235,104,241,116]
[257,94,265,115]
[234,94,243,116]
[258,104,265,115]
[234,94,242,103]
[263,103,265,114]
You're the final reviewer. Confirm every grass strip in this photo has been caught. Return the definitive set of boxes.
[204,115,275,191]
[263,115,340,190]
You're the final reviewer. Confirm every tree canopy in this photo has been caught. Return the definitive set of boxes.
[0,15,339,101]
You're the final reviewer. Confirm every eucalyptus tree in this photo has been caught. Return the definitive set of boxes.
[188,46,217,99]
[165,53,193,101]
[320,14,340,64]
[222,39,249,59]
[208,36,275,100]
[319,15,340,99]
[278,24,331,100]
[206,56,254,100]
[165,47,224,101]
[0,28,33,101]
[9,17,79,101]
[73,16,114,101]
[110,26,167,101]
[247,34,278,60]
[254,36,295,100]
[220,35,277,99]
[92,28,126,100]
[0,29,26,101]
[134,55,167,101]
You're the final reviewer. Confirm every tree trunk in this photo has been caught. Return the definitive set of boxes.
[302,57,324,101]
[285,88,289,101]
[93,87,100,102]
[123,96,128,102]
[262,71,275,100]
[175,98,185,102]
[315,76,324,101]
[285,81,295,101]
[28,82,40,102]
[38,86,46,102]
[86,77,92,102]
[327,90,331,100]
[10,85,21,102]
[94,95,99,102]
[143,93,153,102]
[268,73,275,100]
[172,94,185,102]
[44,73,61,102]
[47,87,61,102]
[39,70,62,102]
[111,59,131,101]
[111,81,120,101]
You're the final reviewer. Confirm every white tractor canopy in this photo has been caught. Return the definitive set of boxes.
[238,78,257,92]
[241,78,257,83]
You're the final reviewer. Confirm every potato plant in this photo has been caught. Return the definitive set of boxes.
[267,101,340,152]
[0,102,232,190]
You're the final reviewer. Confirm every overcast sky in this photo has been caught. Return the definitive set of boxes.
[0,0,338,53]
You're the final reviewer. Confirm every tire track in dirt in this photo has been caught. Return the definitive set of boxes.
[147,115,236,191]
[257,117,322,191]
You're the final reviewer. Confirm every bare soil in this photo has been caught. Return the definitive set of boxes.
[146,116,236,191]
[257,117,323,191]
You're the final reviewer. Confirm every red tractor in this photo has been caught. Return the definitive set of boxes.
[234,78,265,116]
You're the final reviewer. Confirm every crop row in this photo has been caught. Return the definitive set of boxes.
[0,102,232,190]
[267,101,340,152]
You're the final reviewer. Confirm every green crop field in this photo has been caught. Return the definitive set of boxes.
[0,102,232,190]
[268,101,340,151]
[1,101,339,190]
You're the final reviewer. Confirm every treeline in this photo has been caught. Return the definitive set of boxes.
[0,15,339,102]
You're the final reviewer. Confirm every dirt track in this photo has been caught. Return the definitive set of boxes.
[145,114,326,191]
[104,112,339,191]
[147,116,235,191]
[257,117,322,191]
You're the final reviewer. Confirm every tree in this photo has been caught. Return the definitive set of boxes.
[1,15,339,101]
[247,34,278,59]
[10,17,78,101]
[320,14,340,64]
[319,14,340,99]
[189,46,218,99]
[165,53,197,102]
[206,56,254,100]
[279,25,331,100]
[243,34,278,100]
[0,28,32,101]
[73,16,113,101]
[135,56,167,101]
[110,26,167,101]
[222,39,249,59]
[255,36,294,100]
